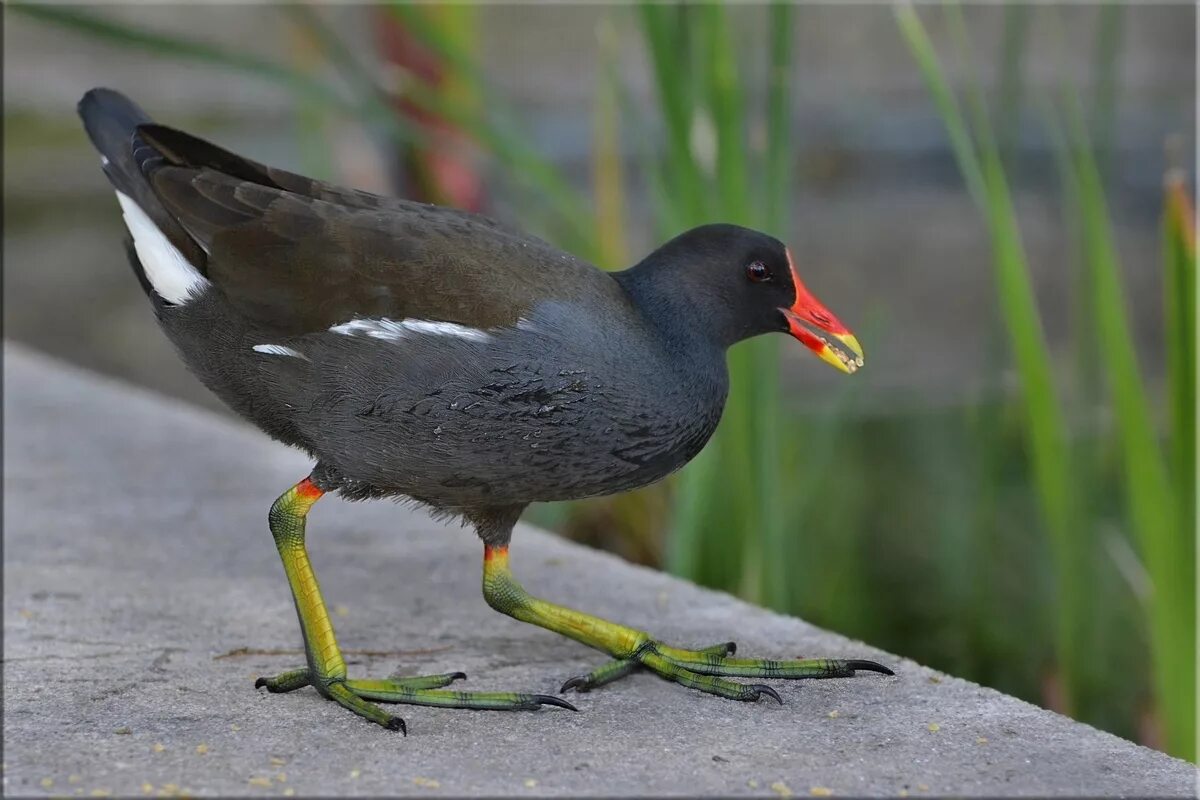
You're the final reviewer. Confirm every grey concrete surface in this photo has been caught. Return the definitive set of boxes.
[3,342,1195,798]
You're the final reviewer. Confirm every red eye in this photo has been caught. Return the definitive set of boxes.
[746,261,771,283]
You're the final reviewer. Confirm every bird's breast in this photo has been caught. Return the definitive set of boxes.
[275,298,730,505]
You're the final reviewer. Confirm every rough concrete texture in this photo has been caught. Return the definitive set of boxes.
[4,343,1196,798]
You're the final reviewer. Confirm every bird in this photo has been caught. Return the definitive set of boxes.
[78,87,891,734]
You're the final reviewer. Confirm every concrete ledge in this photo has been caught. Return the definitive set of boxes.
[3,343,1195,797]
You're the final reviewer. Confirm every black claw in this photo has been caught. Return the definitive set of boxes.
[384,716,407,735]
[752,684,784,705]
[449,671,468,682]
[533,695,579,712]
[560,676,591,694]
[847,659,895,676]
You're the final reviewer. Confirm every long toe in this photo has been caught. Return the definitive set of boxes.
[531,695,579,712]
[558,657,639,694]
[846,659,895,676]
[652,644,892,681]
[750,684,784,705]
[344,680,581,711]
[254,667,311,694]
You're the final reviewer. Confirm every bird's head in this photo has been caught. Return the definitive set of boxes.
[630,224,863,373]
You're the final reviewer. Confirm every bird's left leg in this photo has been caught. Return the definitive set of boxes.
[254,476,575,733]
[482,544,893,700]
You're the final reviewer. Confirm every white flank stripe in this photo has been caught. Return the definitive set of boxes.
[329,317,492,342]
[252,344,308,360]
[115,191,208,305]
[400,319,493,340]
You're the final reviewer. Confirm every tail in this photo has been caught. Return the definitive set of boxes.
[77,88,208,306]
[77,88,153,201]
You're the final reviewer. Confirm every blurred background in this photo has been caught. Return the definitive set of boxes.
[4,3,1195,761]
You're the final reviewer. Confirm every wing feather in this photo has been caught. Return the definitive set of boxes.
[134,124,601,336]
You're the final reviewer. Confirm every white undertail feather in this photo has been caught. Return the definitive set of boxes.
[115,191,209,304]
[330,317,493,342]
[252,344,308,360]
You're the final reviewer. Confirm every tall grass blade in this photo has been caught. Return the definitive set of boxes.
[608,53,686,241]
[755,2,794,609]
[765,3,793,236]
[397,78,599,260]
[1164,166,1196,538]
[949,0,1090,718]
[382,3,599,260]
[1162,174,1197,754]
[10,3,365,122]
[894,5,986,209]
[700,3,750,227]
[638,4,706,224]
[700,4,763,600]
[1062,93,1194,756]
[286,18,335,182]
[997,3,1031,171]
[283,5,397,137]
[1090,4,1125,181]
[593,16,630,272]
[641,4,736,589]
[897,2,1085,715]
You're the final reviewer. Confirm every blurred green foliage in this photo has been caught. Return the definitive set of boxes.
[898,3,1194,759]
[14,1,1194,761]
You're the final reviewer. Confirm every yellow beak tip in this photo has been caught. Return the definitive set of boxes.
[817,344,856,374]
[839,333,865,363]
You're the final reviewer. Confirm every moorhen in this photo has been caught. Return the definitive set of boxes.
[79,88,891,734]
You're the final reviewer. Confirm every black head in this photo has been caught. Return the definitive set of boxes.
[618,224,862,372]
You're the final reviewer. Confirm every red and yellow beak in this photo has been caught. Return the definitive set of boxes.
[780,249,864,374]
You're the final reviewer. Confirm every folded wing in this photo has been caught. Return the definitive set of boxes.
[134,123,595,336]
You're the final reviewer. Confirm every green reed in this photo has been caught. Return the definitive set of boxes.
[897,2,1193,760]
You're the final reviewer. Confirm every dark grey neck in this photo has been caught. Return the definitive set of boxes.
[613,265,731,360]
[610,265,732,476]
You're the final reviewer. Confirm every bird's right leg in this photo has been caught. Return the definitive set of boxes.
[481,543,891,701]
[255,475,574,734]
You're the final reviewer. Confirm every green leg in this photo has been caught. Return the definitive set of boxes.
[483,545,892,702]
[255,477,575,734]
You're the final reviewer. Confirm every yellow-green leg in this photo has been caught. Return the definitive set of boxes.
[482,545,893,702]
[255,477,575,733]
